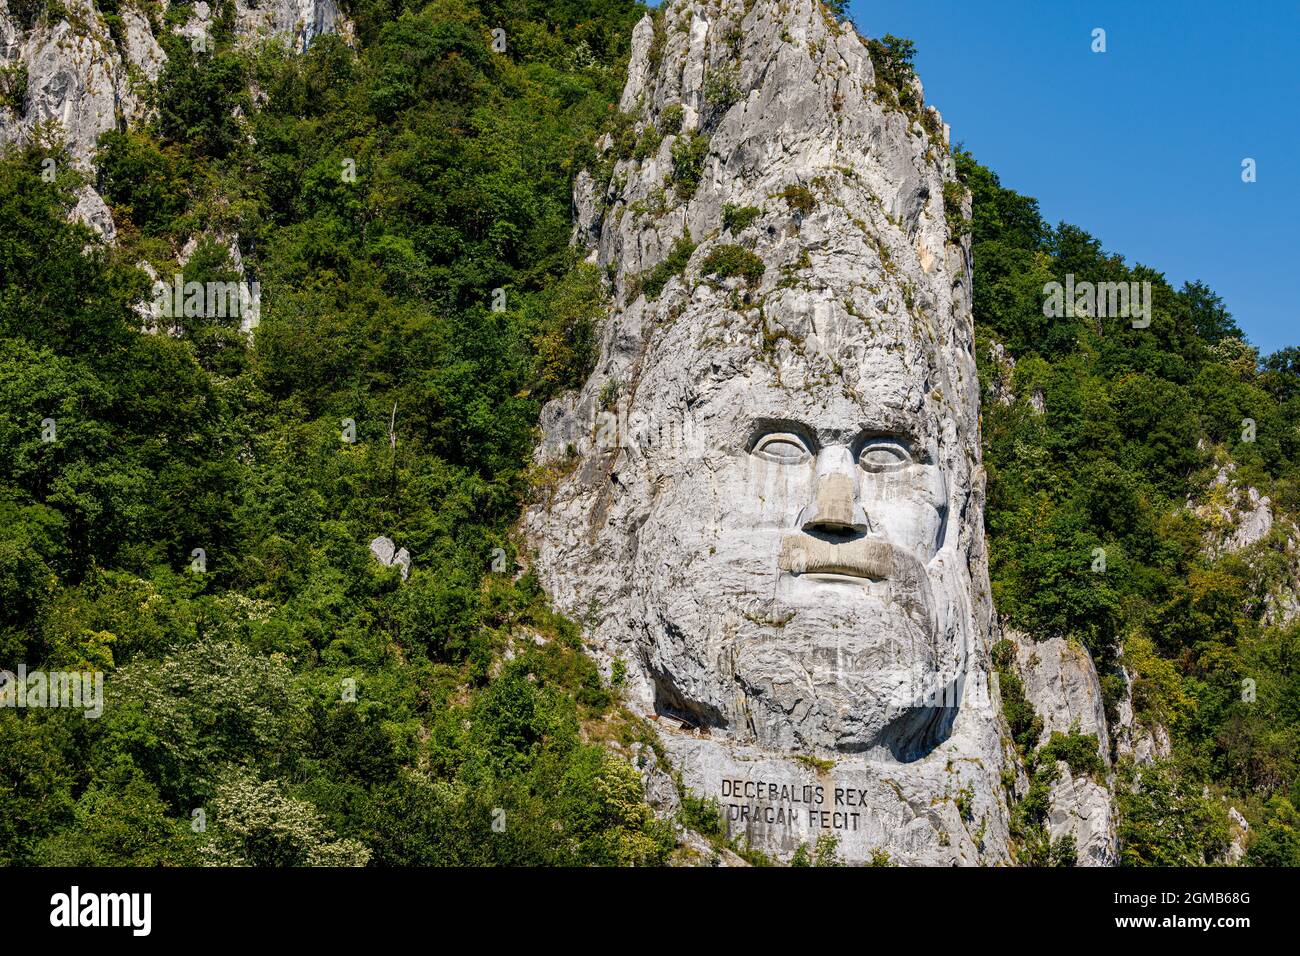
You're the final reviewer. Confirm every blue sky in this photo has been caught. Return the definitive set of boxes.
[847,0,1300,354]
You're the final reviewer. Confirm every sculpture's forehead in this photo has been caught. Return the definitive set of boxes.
[690,349,938,446]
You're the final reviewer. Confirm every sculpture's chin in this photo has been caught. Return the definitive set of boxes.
[645,577,956,759]
[734,615,945,756]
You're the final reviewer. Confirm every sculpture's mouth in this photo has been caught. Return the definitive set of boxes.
[777,534,894,580]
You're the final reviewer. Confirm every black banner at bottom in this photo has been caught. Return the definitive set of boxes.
[0,865,1279,941]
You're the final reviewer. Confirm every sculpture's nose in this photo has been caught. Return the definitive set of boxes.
[797,446,870,534]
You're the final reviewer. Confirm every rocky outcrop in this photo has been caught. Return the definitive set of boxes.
[1006,629,1117,865]
[1186,455,1300,626]
[1010,632,1109,757]
[179,0,350,56]
[121,5,165,85]
[72,181,116,240]
[1,0,132,246]
[1225,806,1249,864]
[234,0,350,53]
[985,340,1016,407]
[1046,762,1115,866]
[369,536,410,581]
[1,0,131,170]
[0,0,349,243]
[527,0,1009,865]
[1193,459,1274,557]
[1111,661,1171,767]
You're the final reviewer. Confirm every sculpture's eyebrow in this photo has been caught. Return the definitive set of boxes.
[850,430,932,465]
[746,417,818,452]
[850,427,920,447]
[814,423,919,448]
[745,419,930,457]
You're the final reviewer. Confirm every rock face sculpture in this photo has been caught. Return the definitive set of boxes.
[527,0,1011,863]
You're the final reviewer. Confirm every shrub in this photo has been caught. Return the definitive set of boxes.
[868,34,919,111]
[0,63,26,114]
[722,203,761,233]
[598,378,622,411]
[703,66,742,116]
[155,38,248,159]
[1011,762,1060,863]
[701,244,765,285]
[1116,760,1230,866]
[943,180,969,237]
[199,768,370,866]
[95,130,191,235]
[1245,797,1300,866]
[777,184,817,214]
[659,103,684,136]
[1038,731,1106,780]
[670,133,710,200]
[33,771,200,866]
[1050,834,1078,866]
[639,234,696,300]
[633,123,661,161]
[680,793,724,838]
[991,641,1043,755]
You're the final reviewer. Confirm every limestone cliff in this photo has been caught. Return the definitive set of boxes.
[526,0,1016,865]
[1006,629,1117,866]
[0,0,348,235]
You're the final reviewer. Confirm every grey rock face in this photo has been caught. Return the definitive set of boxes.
[234,0,350,53]
[1010,631,1109,758]
[1006,630,1117,865]
[633,741,681,817]
[369,536,410,581]
[0,1,18,58]
[2,0,127,170]
[1047,762,1116,867]
[121,6,165,85]
[1225,806,1248,864]
[527,0,1008,864]
[72,182,116,241]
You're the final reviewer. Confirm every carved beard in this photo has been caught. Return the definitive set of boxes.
[637,537,963,761]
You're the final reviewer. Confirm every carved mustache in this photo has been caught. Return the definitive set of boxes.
[778,534,896,580]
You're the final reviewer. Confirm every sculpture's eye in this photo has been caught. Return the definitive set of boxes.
[858,439,912,472]
[752,433,811,464]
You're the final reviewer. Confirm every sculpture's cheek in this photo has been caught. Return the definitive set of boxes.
[859,465,947,560]
[715,454,814,529]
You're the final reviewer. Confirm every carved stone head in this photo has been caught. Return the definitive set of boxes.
[532,269,984,761]
[527,0,989,768]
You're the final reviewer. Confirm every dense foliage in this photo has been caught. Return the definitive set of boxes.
[961,150,1300,865]
[2,0,677,867]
